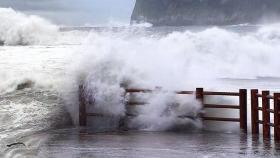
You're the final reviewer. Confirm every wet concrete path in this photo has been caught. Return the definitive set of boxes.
[35,129,280,158]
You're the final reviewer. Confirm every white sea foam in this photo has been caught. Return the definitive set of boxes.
[4,8,280,158]
[0,8,58,45]
[69,24,280,130]
[1,7,280,132]
[131,22,153,27]
[127,91,202,130]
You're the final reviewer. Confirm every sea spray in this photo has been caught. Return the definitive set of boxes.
[0,8,58,45]
[68,24,280,130]
[83,59,127,116]
[1,24,280,132]
[127,90,202,130]
[1,7,280,157]
[70,31,205,130]
[1,7,280,135]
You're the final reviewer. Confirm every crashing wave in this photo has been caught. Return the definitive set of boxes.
[0,8,58,45]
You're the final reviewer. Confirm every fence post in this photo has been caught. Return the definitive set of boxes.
[79,84,87,126]
[251,89,259,134]
[196,88,204,104]
[274,93,280,141]
[196,88,204,120]
[239,89,247,133]
[262,90,270,140]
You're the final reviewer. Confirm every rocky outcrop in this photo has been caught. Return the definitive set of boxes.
[131,0,280,26]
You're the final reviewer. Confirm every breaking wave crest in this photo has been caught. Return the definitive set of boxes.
[0,8,58,45]
[5,7,280,158]
[2,7,280,136]
[68,24,280,130]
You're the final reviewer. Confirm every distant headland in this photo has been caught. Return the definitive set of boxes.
[131,0,280,26]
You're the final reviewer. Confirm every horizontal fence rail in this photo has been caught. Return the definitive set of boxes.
[79,85,247,133]
[195,88,247,133]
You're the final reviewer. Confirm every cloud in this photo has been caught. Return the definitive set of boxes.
[0,0,136,25]
[0,0,67,11]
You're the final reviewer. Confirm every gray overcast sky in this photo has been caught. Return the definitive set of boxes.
[0,0,136,26]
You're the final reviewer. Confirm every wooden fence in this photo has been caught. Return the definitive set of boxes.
[79,85,280,141]
[79,86,247,133]
[196,88,247,133]
[125,88,247,132]
[251,89,280,140]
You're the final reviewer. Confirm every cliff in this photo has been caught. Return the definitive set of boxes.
[131,0,280,26]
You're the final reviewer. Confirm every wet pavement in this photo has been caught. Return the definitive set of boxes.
[34,129,280,158]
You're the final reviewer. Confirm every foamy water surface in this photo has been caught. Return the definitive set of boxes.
[1,7,280,157]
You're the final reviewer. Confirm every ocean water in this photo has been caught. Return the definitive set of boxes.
[1,8,280,157]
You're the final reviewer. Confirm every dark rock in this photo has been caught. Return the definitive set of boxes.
[16,80,35,90]
[7,142,26,147]
[131,0,280,26]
